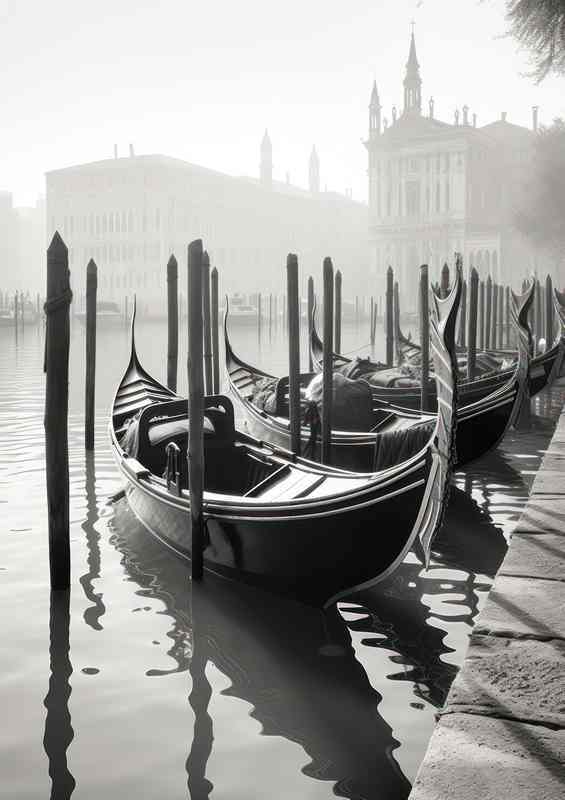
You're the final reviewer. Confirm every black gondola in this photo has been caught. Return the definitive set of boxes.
[109,279,459,607]
[226,279,532,471]
[310,285,564,411]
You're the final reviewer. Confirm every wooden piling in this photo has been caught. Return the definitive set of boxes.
[491,283,498,349]
[14,291,19,334]
[467,267,479,380]
[85,260,97,451]
[167,254,179,392]
[335,269,342,354]
[36,291,40,322]
[497,284,503,350]
[355,295,359,327]
[322,258,334,465]
[545,274,554,348]
[485,275,492,350]
[307,276,314,371]
[287,254,301,456]
[505,285,511,347]
[187,239,205,581]
[386,266,394,367]
[479,280,485,351]
[124,295,129,327]
[269,293,273,339]
[535,278,543,351]
[458,279,467,348]
[257,292,262,341]
[370,297,375,346]
[211,267,219,394]
[419,265,430,412]
[440,262,450,299]
[202,251,212,395]
[44,233,73,590]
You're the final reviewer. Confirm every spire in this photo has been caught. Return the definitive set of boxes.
[403,30,422,116]
[260,129,272,188]
[369,80,381,138]
[308,146,320,193]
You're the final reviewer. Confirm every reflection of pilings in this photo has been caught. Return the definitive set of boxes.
[43,589,76,800]
[79,452,105,631]
[186,594,214,800]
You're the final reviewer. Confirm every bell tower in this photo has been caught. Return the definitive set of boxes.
[369,80,381,138]
[260,129,273,187]
[403,29,422,116]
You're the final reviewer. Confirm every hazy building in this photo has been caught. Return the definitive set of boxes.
[46,140,369,313]
[0,192,44,293]
[366,32,541,310]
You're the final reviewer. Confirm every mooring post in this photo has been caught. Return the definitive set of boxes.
[545,274,554,348]
[274,294,278,331]
[386,266,394,367]
[334,269,342,354]
[355,294,359,328]
[479,280,485,350]
[124,295,129,329]
[307,276,314,371]
[485,275,492,350]
[15,290,20,334]
[287,254,301,455]
[187,239,205,581]
[322,257,334,465]
[497,283,503,350]
[44,233,72,590]
[393,280,400,354]
[419,265,430,412]
[535,277,543,352]
[167,254,179,393]
[491,283,498,349]
[202,251,212,395]
[85,260,97,451]
[370,297,375,346]
[211,267,219,394]
[505,285,511,347]
[458,279,467,348]
[269,293,273,340]
[36,291,41,323]
[440,262,450,299]
[467,267,479,381]
[257,292,262,342]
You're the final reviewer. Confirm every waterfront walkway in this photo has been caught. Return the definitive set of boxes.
[410,399,565,799]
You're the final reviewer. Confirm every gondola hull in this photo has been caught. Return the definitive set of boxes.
[119,448,435,607]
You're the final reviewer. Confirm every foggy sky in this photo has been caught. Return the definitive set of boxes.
[2,0,564,207]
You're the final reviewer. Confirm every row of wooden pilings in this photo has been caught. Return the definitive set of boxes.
[43,231,558,589]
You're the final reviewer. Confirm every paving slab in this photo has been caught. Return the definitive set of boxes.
[530,469,565,495]
[444,635,565,728]
[513,496,565,534]
[410,714,565,800]
[539,454,565,473]
[473,575,565,640]
[500,533,565,580]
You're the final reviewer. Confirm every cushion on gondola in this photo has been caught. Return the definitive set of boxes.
[372,420,435,472]
[305,373,374,431]
[148,416,215,446]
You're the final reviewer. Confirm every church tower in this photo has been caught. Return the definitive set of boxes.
[369,80,381,138]
[260,129,273,188]
[308,146,320,193]
[403,31,422,116]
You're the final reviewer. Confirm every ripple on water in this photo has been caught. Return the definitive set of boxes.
[1,322,563,798]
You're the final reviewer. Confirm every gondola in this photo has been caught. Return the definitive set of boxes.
[109,280,459,608]
[226,277,533,470]
[311,285,564,411]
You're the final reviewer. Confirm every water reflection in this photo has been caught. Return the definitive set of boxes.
[79,452,106,631]
[42,590,76,800]
[109,501,411,799]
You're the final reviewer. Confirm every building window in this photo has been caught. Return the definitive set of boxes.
[109,214,114,234]
[409,158,419,172]
[445,181,450,211]
[406,181,420,215]
[444,154,450,172]
[436,182,440,212]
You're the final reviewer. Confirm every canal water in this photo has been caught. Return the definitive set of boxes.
[1,316,563,800]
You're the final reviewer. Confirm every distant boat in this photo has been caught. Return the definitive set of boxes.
[76,300,123,326]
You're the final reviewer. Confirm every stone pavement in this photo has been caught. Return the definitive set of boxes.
[409,401,565,799]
